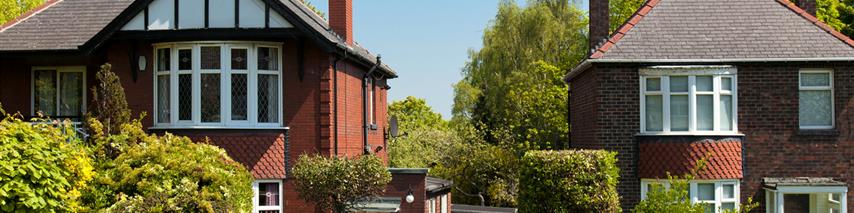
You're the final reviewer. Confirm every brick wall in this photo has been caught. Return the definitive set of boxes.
[385,173,428,212]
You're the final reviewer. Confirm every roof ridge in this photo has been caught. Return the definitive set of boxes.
[589,0,660,59]
[774,0,854,48]
[0,0,63,32]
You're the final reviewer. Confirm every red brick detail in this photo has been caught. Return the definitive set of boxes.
[775,0,854,48]
[176,131,286,179]
[639,139,743,180]
[0,0,61,32]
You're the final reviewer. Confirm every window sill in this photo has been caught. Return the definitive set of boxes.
[796,129,838,136]
[636,132,745,137]
[149,126,290,130]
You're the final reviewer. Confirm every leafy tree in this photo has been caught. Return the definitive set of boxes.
[518,150,620,213]
[387,96,454,168]
[610,0,646,33]
[291,154,392,213]
[0,112,94,212]
[432,139,519,207]
[0,0,44,25]
[89,63,132,136]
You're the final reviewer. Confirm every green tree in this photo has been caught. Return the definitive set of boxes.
[610,0,646,33]
[432,140,519,207]
[788,0,854,38]
[0,112,94,212]
[518,150,620,213]
[291,154,392,213]
[89,63,132,136]
[387,96,453,168]
[0,0,45,25]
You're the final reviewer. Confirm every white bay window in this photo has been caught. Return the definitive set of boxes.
[640,66,737,134]
[154,42,282,128]
[641,179,740,213]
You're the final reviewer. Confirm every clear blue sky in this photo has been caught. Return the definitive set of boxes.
[307,0,589,118]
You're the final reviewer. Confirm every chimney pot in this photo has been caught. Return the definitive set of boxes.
[329,0,353,45]
[589,0,610,53]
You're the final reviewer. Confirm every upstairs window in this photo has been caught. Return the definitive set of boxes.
[640,67,737,134]
[799,69,834,129]
[32,67,86,121]
[154,42,282,128]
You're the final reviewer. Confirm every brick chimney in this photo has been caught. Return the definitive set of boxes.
[329,0,353,45]
[797,0,817,16]
[589,0,610,52]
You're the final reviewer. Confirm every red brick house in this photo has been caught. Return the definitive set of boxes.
[0,0,449,212]
[568,0,854,212]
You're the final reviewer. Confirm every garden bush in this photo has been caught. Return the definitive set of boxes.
[292,154,392,213]
[518,150,620,213]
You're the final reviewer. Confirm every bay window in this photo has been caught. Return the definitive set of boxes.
[641,179,740,213]
[640,67,737,134]
[154,42,282,128]
[799,69,834,129]
[32,66,86,121]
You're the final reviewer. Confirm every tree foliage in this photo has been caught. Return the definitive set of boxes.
[432,138,519,207]
[89,63,132,136]
[609,0,646,33]
[0,0,44,25]
[292,154,392,213]
[0,113,94,212]
[518,150,620,213]
[387,96,453,168]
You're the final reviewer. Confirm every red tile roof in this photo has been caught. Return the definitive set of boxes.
[639,139,742,180]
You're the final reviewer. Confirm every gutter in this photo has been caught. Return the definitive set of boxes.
[565,57,854,82]
[362,55,382,154]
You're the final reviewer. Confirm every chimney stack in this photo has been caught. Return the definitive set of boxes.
[329,0,353,45]
[589,0,610,52]
[797,0,817,16]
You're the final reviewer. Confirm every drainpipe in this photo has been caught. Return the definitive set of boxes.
[332,51,348,156]
[362,56,382,154]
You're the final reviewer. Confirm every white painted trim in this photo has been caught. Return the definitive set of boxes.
[252,179,284,213]
[639,68,739,134]
[798,69,835,130]
[642,179,739,213]
[30,66,87,118]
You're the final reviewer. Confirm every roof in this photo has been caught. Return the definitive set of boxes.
[639,139,742,180]
[350,197,402,213]
[763,177,847,189]
[0,0,395,76]
[426,177,452,195]
[451,204,517,213]
[567,0,854,80]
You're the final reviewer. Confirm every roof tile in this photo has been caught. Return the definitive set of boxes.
[639,139,743,180]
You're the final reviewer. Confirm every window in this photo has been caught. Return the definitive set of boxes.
[428,198,436,213]
[253,180,282,213]
[799,69,834,129]
[367,77,376,128]
[640,67,737,134]
[32,67,86,121]
[154,42,282,128]
[440,195,448,213]
[641,179,740,213]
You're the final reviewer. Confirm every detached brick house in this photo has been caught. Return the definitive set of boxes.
[0,0,450,212]
[568,0,854,212]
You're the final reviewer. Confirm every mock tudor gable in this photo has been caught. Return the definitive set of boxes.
[120,0,293,30]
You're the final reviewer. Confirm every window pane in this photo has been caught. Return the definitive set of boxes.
[258,74,279,123]
[231,48,247,70]
[179,74,192,121]
[722,202,736,211]
[698,183,715,201]
[34,70,57,116]
[722,77,732,91]
[259,183,280,206]
[179,49,192,70]
[258,47,279,70]
[671,95,689,131]
[59,72,83,118]
[646,78,660,91]
[645,95,663,131]
[721,95,733,131]
[158,48,171,72]
[723,184,735,199]
[231,74,247,120]
[801,73,830,87]
[201,74,220,122]
[799,90,832,127]
[670,76,688,92]
[696,76,713,92]
[697,95,713,131]
[201,46,221,69]
[157,75,170,123]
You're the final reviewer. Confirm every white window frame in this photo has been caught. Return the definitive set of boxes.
[798,69,834,130]
[252,179,283,213]
[765,186,848,213]
[30,66,87,120]
[428,198,436,213]
[639,66,739,135]
[641,179,740,213]
[368,77,376,126]
[152,41,284,129]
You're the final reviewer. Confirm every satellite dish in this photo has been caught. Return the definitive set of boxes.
[389,116,399,137]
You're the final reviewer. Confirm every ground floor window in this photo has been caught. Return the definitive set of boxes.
[32,66,86,121]
[641,179,739,213]
[253,180,282,213]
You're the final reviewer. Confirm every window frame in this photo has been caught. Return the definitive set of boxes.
[152,41,284,129]
[639,66,739,135]
[30,66,87,120]
[798,69,834,130]
[252,179,283,213]
[641,179,740,213]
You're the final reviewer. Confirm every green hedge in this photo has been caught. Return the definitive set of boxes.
[518,150,620,213]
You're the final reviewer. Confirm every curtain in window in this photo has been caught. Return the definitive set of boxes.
[34,70,57,116]
[645,95,663,131]
[259,183,279,206]
[258,74,278,123]
[799,90,832,127]
[157,75,170,123]
[59,72,83,119]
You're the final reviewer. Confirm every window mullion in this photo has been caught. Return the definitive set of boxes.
[713,76,721,132]
[248,45,259,126]
[55,70,61,116]
[192,45,201,125]
[170,46,179,124]
[222,44,232,125]
[688,76,696,133]
[640,77,646,133]
[663,76,671,133]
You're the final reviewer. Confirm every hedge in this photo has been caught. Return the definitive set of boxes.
[518,150,620,213]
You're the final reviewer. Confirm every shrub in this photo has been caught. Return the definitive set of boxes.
[518,150,620,213]
[0,114,94,212]
[431,141,519,207]
[292,154,392,213]
[89,63,131,135]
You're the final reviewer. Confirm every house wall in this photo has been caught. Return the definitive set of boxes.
[386,173,428,212]
[0,54,100,117]
[569,62,854,212]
